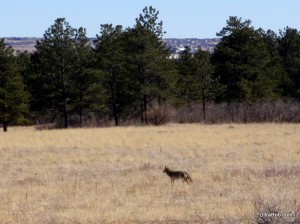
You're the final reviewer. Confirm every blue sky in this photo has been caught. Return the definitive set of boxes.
[1,0,300,38]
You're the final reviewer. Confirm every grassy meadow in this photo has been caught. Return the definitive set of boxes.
[0,123,299,223]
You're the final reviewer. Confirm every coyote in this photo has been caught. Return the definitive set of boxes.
[163,166,193,185]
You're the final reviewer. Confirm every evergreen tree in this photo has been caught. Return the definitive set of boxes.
[176,47,200,106]
[16,50,31,84]
[259,29,289,98]
[33,18,77,128]
[31,18,102,127]
[127,6,177,124]
[176,47,218,121]
[94,24,133,126]
[0,39,29,132]
[72,27,105,126]
[135,6,165,38]
[213,16,279,103]
[193,49,219,120]
[278,27,300,99]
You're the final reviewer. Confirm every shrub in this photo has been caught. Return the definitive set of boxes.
[146,102,174,125]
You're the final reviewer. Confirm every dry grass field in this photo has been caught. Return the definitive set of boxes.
[0,123,299,223]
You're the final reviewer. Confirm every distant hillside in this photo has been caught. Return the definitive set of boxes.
[3,37,40,52]
[3,37,220,53]
[163,38,220,53]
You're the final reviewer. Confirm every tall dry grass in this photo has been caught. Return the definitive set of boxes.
[0,124,299,223]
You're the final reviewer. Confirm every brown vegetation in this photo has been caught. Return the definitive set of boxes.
[0,124,299,223]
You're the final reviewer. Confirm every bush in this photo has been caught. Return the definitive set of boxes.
[146,102,174,125]
[174,100,300,124]
[252,195,300,224]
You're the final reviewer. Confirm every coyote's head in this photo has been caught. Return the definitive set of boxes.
[163,166,169,173]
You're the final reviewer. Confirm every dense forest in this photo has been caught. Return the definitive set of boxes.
[1,6,300,131]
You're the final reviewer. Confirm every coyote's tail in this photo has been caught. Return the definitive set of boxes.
[186,173,193,183]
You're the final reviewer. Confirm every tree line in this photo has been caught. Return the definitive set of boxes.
[1,6,300,131]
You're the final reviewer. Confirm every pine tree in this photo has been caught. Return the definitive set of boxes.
[278,27,300,99]
[33,18,77,128]
[127,6,177,124]
[94,24,133,126]
[71,27,105,126]
[176,47,218,121]
[0,39,29,132]
[213,17,278,103]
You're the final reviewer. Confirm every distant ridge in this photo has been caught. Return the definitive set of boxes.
[163,38,220,53]
[3,37,40,52]
[3,37,220,53]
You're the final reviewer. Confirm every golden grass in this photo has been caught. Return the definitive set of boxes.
[0,123,299,223]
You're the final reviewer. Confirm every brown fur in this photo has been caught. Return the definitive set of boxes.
[163,166,193,185]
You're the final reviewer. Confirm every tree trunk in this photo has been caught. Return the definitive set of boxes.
[140,94,148,125]
[201,89,206,122]
[3,121,8,132]
[202,99,206,122]
[143,94,148,125]
[63,97,68,128]
[79,82,83,127]
[111,88,119,126]
[140,94,144,124]
[62,80,68,128]
[79,107,83,127]
[109,68,119,126]
[2,106,8,132]
[61,57,68,129]
[113,106,119,126]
